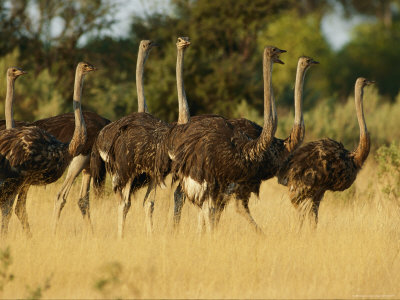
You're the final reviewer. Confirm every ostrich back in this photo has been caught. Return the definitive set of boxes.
[277,138,359,192]
[0,111,110,156]
[0,120,29,129]
[0,126,71,185]
[169,116,275,202]
[31,111,110,155]
[95,112,171,192]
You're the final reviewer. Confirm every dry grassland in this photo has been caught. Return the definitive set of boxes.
[0,160,399,299]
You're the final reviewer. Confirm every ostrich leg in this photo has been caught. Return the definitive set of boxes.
[232,185,263,234]
[293,199,312,231]
[197,203,206,234]
[117,180,132,238]
[292,190,324,230]
[77,168,93,233]
[311,191,324,226]
[1,187,18,237]
[143,181,156,235]
[173,184,185,227]
[52,154,89,233]
[14,185,32,237]
[1,200,13,237]
[235,200,263,234]
[201,198,217,233]
[234,186,264,234]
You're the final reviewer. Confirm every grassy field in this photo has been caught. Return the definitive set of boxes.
[0,159,399,299]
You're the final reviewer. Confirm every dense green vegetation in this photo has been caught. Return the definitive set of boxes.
[0,0,399,152]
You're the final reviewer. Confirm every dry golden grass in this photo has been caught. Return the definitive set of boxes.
[1,160,400,299]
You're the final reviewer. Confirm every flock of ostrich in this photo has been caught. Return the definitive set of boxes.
[0,37,374,238]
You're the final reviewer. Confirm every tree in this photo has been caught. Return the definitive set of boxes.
[0,0,117,118]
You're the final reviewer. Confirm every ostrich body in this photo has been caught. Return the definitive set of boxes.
[0,62,96,236]
[90,39,169,238]
[0,111,110,234]
[159,46,285,232]
[171,56,318,228]
[277,78,374,224]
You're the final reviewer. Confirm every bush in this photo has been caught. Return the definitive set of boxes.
[376,142,400,201]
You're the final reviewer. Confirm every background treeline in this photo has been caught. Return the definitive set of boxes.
[1,0,400,152]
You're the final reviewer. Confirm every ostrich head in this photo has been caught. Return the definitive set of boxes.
[356,77,375,88]
[298,56,319,70]
[140,40,158,52]
[77,62,97,75]
[7,67,27,79]
[176,37,191,49]
[264,46,286,64]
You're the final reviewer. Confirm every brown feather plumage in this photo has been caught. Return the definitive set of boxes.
[91,112,170,194]
[277,78,373,224]
[0,111,110,156]
[0,126,70,184]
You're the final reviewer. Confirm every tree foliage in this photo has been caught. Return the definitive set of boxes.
[0,0,399,135]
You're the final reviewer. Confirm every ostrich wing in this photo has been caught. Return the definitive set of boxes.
[278,138,358,191]
[0,127,68,179]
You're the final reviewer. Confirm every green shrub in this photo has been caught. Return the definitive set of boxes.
[376,142,400,200]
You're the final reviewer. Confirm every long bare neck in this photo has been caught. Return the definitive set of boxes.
[352,85,370,168]
[271,85,277,131]
[136,48,149,113]
[177,47,190,124]
[68,70,87,156]
[243,54,274,160]
[285,63,307,152]
[5,76,15,129]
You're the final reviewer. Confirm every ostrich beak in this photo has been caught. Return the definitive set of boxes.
[16,70,27,76]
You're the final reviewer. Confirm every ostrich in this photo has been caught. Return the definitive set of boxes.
[171,56,318,229]
[91,39,174,238]
[0,62,96,236]
[160,46,285,232]
[0,112,110,235]
[0,67,27,233]
[277,77,374,225]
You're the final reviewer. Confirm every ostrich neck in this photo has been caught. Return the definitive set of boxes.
[177,47,190,124]
[5,76,15,129]
[68,71,87,157]
[285,64,307,152]
[352,86,370,168]
[271,86,277,131]
[243,54,274,160]
[136,48,149,113]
